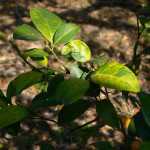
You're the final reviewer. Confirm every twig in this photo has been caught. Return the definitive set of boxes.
[104,88,110,100]
[69,117,98,134]
[9,40,44,73]
[47,46,68,73]
[32,116,58,125]
[131,14,144,73]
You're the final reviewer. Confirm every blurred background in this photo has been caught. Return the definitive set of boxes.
[0,0,150,149]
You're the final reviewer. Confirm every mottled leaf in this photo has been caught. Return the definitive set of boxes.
[91,61,140,93]
[62,40,91,62]
[66,63,84,78]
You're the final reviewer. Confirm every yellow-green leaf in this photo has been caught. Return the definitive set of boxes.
[62,40,91,62]
[91,61,140,93]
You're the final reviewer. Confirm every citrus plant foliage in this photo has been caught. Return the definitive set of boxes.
[0,7,150,148]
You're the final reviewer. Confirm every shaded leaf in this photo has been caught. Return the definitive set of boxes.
[91,61,140,93]
[7,71,43,99]
[134,112,150,140]
[96,141,113,150]
[58,100,90,124]
[0,106,28,128]
[54,23,80,45]
[140,142,150,150]
[62,40,91,62]
[47,74,64,96]
[0,90,7,107]
[96,100,119,127]
[51,78,89,105]
[139,92,150,127]
[30,8,62,42]
[40,142,54,150]
[31,93,62,110]
[13,24,42,41]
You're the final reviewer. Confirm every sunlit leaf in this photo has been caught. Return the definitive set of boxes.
[7,71,43,99]
[0,106,28,128]
[54,23,80,45]
[13,24,42,41]
[23,48,49,59]
[30,8,62,42]
[62,40,91,62]
[96,100,119,127]
[91,61,140,93]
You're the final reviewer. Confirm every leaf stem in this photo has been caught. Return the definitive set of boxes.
[48,45,67,72]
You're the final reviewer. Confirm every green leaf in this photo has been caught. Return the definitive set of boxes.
[134,112,150,140]
[140,142,150,150]
[24,48,49,67]
[40,142,54,150]
[91,61,140,93]
[58,100,90,124]
[66,63,84,78]
[13,24,42,41]
[139,92,150,127]
[31,93,62,110]
[62,40,91,62]
[53,23,80,45]
[96,141,113,150]
[0,106,28,128]
[0,90,7,107]
[7,70,43,99]
[96,100,119,127]
[24,48,49,59]
[30,8,62,42]
[47,74,64,96]
[51,78,89,105]
[92,53,109,67]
